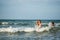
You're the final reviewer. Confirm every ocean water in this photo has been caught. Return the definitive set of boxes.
[0,20,60,40]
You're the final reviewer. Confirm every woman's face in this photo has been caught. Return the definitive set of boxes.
[37,21,41,25]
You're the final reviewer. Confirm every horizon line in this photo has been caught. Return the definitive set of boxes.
[0,19,60,20]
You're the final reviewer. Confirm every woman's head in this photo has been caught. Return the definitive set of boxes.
[48,22,55,27]
[36,20,41,26]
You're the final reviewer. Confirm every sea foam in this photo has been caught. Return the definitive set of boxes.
[0,26,53,33]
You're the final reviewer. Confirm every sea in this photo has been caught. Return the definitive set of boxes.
[0,19,60,40]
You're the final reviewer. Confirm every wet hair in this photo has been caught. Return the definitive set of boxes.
[51,22,54,24]
[36,20,41,25]
[37,20,41,23]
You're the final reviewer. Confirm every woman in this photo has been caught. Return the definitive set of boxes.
[48,22,55,28]
[35,20,42,32]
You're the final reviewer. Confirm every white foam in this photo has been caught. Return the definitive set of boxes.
[0,26,53,33]
[2,22,9,25]
[24,27,35,32]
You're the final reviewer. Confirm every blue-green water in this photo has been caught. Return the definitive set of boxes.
[0,20,60,40]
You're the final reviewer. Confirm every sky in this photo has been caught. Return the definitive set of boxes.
[0,0,60,20]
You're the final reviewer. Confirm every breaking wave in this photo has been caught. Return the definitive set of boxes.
[0,26,60,33]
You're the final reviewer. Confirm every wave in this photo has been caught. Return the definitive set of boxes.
[0,22,32,26]
[0,22,60,26]
[0,26,35,33]
[0,26,60,33]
